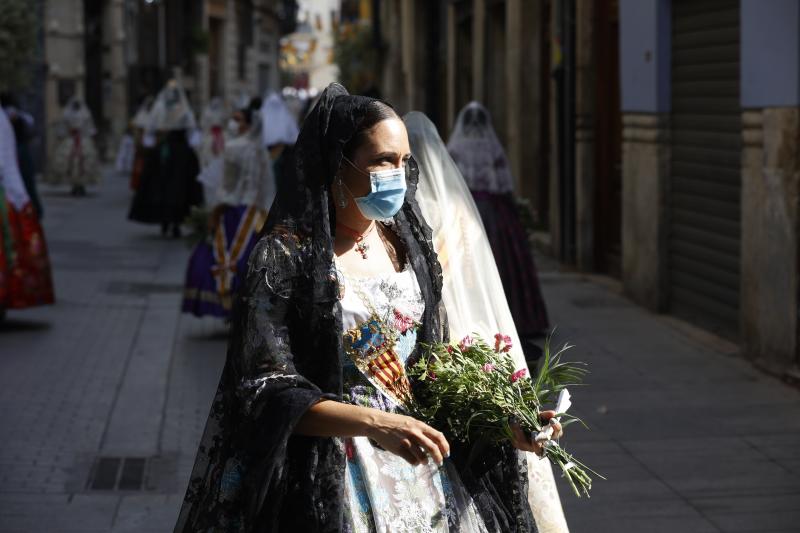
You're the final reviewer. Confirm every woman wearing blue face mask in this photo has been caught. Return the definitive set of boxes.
[175,84,555,532]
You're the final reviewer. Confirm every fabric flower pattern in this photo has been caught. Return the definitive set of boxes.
[339,265,488,532]
[393,308,418,334]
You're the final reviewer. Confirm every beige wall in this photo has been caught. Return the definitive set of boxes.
[380,0,404,110]
[384,0,550,241]
[196,0,282,111]
[105,0,128,142]
[740,108,800,377]
[620,113,670,311]
[44,0,85,167]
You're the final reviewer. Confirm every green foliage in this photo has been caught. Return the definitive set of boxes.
[407,333,603,497]
[0,0,38,91]
[333,23,378,94]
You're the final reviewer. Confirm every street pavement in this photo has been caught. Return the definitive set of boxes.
[1,167,799,532]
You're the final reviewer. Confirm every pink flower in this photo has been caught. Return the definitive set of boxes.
[445,345,454,355]
[510,368,527,383]
[481,363,495,373]
[428,371,438,381]
[494,333,513,353]
[458,336,474,351]
[393,309,416,334]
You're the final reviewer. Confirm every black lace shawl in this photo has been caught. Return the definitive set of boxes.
[174,84,536,532]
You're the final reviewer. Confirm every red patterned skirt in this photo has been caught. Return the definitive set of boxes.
[0,202,55,309]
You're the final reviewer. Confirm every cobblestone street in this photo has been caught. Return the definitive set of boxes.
[1,170,799,532]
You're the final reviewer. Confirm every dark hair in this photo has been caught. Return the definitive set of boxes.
[342,100,399,159]
[0,92,17,108]
[249,96,263,111]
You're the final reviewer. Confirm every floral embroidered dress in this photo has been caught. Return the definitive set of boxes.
[337,261,487,533]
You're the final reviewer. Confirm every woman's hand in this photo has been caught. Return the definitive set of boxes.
[510,410,563,456]
[294,401,449,466]
[366,410,450,467]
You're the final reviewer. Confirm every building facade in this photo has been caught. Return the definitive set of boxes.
[283,0,342,90]
[619,0,800,380]
[40,0,296,167]
[378,0,800,379]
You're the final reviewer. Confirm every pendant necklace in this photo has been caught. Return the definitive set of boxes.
[337,221,376,260]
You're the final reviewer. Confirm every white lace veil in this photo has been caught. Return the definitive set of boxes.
[406,111,524,367]
[132,96,155,129]
[260,91,300,147]
[147,79,197,132]
[61,97,96,136]
[405,111,569,533]
[447,101,514,193]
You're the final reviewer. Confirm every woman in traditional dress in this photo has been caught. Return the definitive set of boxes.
[49,96,100,196]
[0,106,54,314]
[407,111,569,533]
[128,95,156,191]
[0,94,43,219]
[128,80,203,238]
[448,102,549,360]
[182,105,275,319]
[175,84,562,532]
[195,97,227,206]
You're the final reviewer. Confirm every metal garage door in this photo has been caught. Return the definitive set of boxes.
[669,0,741,337]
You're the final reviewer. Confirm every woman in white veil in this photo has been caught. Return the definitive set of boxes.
[448,102,549,360]
[405,111,569,533]
[128,79,203,237]
[128,95,156,191]
[49,96,100,195]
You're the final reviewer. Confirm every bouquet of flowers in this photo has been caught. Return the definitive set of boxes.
[406,333,602,497]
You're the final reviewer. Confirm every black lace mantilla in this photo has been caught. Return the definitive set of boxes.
[174,84,537,532]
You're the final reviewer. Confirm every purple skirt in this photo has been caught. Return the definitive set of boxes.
[182,205,266,318]
[472,191,549,338]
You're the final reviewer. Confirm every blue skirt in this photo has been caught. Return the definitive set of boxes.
[182,205,266,318]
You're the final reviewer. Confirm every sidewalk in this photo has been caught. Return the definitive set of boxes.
[1,169,798,532]
[538,257,800,532]
[0,169,226,532]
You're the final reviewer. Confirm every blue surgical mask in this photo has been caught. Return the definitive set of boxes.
[343,157,407,220]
